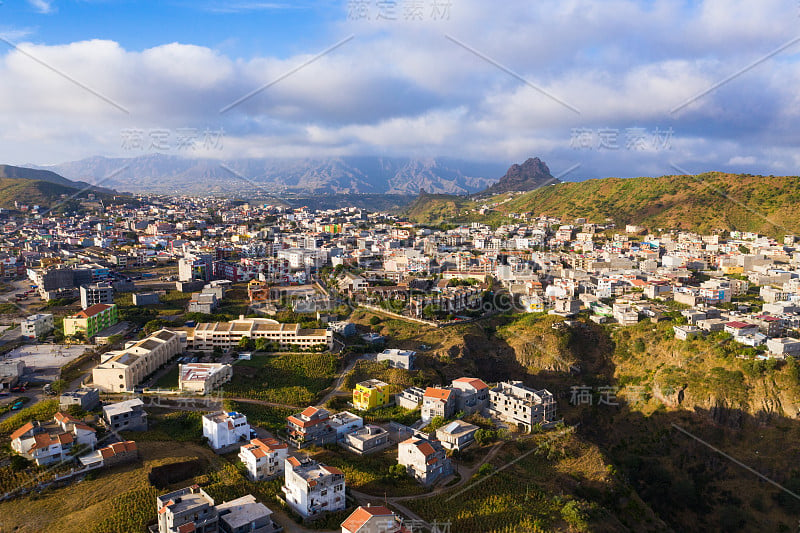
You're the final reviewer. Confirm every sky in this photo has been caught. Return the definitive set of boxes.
[1,0,800,181]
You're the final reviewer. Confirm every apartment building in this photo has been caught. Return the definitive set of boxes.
[397,435,452,486]
[282,456,346,518]
[203,411,251,452]
[79,282,114,309]
[92,329,183,392]
[178,363,233,394]
[189,317,333,352]
[64,303,118,339]
[20,313,54,339]
[60,387,100,411]
[487,381,557,432]
[376,349,416,370]
[352,379,391,411]
[103,398,148,431]
[450,377,490,415]
[156,485,219,533]
[239,438,289,481]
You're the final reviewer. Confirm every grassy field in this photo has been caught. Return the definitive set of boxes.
[224,353,338,406]
[154,364,179,389]
[224,400,295,435]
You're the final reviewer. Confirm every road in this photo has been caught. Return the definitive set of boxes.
[315,353,372,408]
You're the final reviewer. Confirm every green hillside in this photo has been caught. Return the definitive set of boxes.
[405,173,800,237]
[0,164,79,187]
[0,177,84,209]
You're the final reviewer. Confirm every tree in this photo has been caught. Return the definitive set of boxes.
[369,316,381,326]
[388,463,407,479]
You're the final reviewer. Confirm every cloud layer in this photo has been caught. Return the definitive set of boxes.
[2,0,800,179]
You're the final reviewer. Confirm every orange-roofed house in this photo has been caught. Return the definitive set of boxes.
[286,406,335,447]
[341,505,408,533]
[282,456,346,518]
[398,435,452,486]
[421,387,456,422]
[239,437,289,481]
[63,303,118,339]
[11,413,97,466]
[451,377,490,415]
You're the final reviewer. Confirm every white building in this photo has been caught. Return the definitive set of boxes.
[190,316,333,352]
[239,438,289,481]
[178,363,233,394]
[21,313,54,339]
[398,434,452,485]
[79,282,114,310]
[376,349,416,370]
[282,456,346,518]
[202,411,251,452]
[92,329,184,392]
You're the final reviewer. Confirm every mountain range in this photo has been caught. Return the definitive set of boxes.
[33,155,509,196]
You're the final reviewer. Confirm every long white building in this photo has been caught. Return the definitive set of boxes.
[189,316,332,352]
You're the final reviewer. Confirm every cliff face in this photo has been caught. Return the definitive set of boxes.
[482,157,558,195]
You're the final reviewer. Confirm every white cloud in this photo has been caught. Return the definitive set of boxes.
[27,0,55,14]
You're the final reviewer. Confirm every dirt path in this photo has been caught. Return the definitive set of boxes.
[315,356,362,407]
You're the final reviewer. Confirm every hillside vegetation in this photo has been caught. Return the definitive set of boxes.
[0,178,82,209]
[405,173,800,237]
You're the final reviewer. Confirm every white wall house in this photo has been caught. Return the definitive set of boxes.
[282,456,346,518]
[202,411,250,452]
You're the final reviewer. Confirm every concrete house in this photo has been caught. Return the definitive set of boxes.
[436,420,479,451]
[341,425,390,455]
[239,438,289,482]
[282,456,346,519]
[103,398,148,432]
[341,505,406,533]
[488,381,557,432]
[203,411,251,453]
[421,387,456,422]
[286,407,336,447]
[397,435,452,486]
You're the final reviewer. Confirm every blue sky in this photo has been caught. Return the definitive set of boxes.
[2,0,800,181]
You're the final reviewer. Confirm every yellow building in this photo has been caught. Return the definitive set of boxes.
[352,379,391,411]
[721,265,744,275]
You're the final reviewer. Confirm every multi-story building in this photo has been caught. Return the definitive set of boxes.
[189,317,333,352]
[341,425,390,455]
[79,282,114,309]
[156,485,219,533]
[20,313,54,339]
[396,386,425,410]
[202,411,251,452]
[352,379,391,411]
[103,398,148,431]
[63,303,118,339]
[286,406,336,447]
[282,456,346,519]
[239,438,289,481]
[421,387,455,422]
[217,494,281,533]
[341,505,406,533]
[436,420,479,451]
[178,363,233,394]
[397,434,452,485]
[92,329,183,392]
[178,254,213,283]
[450,377,490,416]
[487,381,557,432]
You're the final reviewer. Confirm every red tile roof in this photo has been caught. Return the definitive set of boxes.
[341,506,395,533]
[73,303,113,319]
[424,387,452,401]
[452,377,489,390]
[10,422,34,441]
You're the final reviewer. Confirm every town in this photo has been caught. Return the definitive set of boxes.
[0,192,797,532]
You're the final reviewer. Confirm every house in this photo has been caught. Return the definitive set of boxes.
[80,282,114,309]
[156,485,218,533]
[376,349,416,370]
[396,386,425,410]
[239,438,289,481]
[450,377,490,415]
[436,420,479,451]
[766,337,800,357]
[60,387,100,411]
[287,406,336,447]
[352,379,391,411]
[397,435,452,485]
[203,411,251,452]
[93,329,184,392]
[341,425,390,455]
[673,325,702,341]
[338,272,368,293]
[421,387,456,422]
[79,440,138,468]
[282,456,346,519]
[487,381,557,432]
[724,321,759,338]
[21,313,54,339]
[103,398,148,431]
[178,363,233,394]
[329,411,364,440]
[11,413,97,466]
[341,505,406,533]
[612,303,639,326]
[217,494,282,533]
[63,303,119,339]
